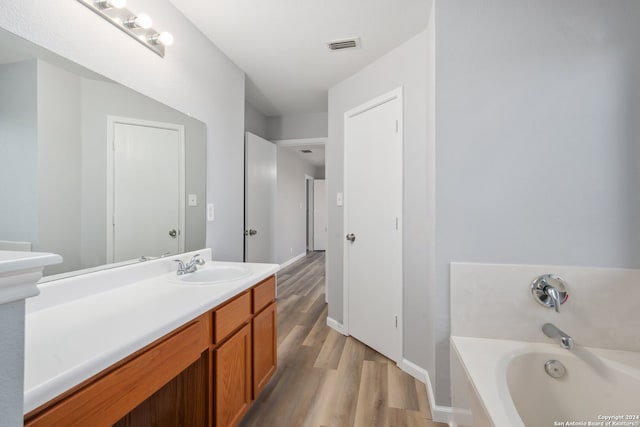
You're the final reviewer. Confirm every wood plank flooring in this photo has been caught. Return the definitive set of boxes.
[239,252,447,427]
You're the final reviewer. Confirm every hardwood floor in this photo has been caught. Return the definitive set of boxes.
[239,252,447,427]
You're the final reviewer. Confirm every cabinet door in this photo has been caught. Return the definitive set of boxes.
[215,323,252,427]
[252,302,277,398]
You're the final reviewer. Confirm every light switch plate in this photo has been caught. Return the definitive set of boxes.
[207,203,215,221]
[336,192,343,206]
[188,194,198,206]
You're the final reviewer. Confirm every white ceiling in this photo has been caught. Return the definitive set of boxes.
[170,0,431,117]
[281,144,326,169]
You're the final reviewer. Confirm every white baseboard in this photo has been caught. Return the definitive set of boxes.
[326,316,347,335]
[279,252,307,269]
[400,359,455,426]
[399,359,428,382]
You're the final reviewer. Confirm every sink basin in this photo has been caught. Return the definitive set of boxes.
[172,265,251,285]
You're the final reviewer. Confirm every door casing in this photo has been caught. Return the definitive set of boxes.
[305,175,315,252]
[313,179,328,251]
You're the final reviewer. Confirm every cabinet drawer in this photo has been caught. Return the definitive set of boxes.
[214,291,251,343]
[252,276,275,314]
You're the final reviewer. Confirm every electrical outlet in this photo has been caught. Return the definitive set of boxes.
[207,204,215,221]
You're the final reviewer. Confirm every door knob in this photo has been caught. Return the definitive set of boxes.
[346,233,356,242]
[168,229,177,238]
[245,229,258,236]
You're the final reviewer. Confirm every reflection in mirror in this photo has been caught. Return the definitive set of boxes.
[0,28,206,278]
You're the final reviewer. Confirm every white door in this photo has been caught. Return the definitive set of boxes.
[108,117,185,263]
[245,132,276,263]
[344,88,403,363]
[313,179,327,251]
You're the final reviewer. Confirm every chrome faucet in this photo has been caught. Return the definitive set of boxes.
[544,285,562,313]
[531,274,568,312]
[175,254,206,275]
[543,323,574,350]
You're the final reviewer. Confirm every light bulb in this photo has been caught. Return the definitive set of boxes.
[157,32,174,46]
[135,14,153,29]
[126,13,153,29]
[149,32,174,47]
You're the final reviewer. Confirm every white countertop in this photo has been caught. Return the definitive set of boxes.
[0,251,62,274]
[24,250,279,414]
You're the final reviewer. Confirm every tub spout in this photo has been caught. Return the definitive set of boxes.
[542,323,574,350]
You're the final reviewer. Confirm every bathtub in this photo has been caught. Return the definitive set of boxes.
[451,336,640,427]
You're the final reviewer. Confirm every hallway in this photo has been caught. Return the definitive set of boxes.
[239,252,446,427]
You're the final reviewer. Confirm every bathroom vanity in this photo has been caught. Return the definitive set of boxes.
[22,249,278,427]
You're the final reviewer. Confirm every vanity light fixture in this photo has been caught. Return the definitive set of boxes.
[77,0,173,57]
[94,0,126,9]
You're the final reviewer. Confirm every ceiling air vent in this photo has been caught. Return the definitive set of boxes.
[327,37,361,51]
[300,149,313,153]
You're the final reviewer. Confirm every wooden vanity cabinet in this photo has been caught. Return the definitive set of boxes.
[213,275,277,427]
[24,274,277,427]
[24,316,210,427]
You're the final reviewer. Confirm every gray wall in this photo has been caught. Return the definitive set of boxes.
[424,4,437,396]
[267,112,328,140]
[0,301,25,427]
[0,0,246,262]
[327,29,430,374]
[275,148,318,264]
[245,101,268,139]
[80,77,207,269]
[314,166,326,180]
[0,60,38,246]
[434,0,640,405]
[37,60,82,275]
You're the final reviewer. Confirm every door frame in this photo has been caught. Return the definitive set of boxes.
[106,116,186,263]
[342,87,403,363]
[305,174,315,252]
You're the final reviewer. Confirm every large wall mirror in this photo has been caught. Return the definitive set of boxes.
[0,28,207,278]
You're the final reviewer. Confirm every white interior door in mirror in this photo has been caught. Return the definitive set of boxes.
[108,117,185,263]
[245,132,276,263]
